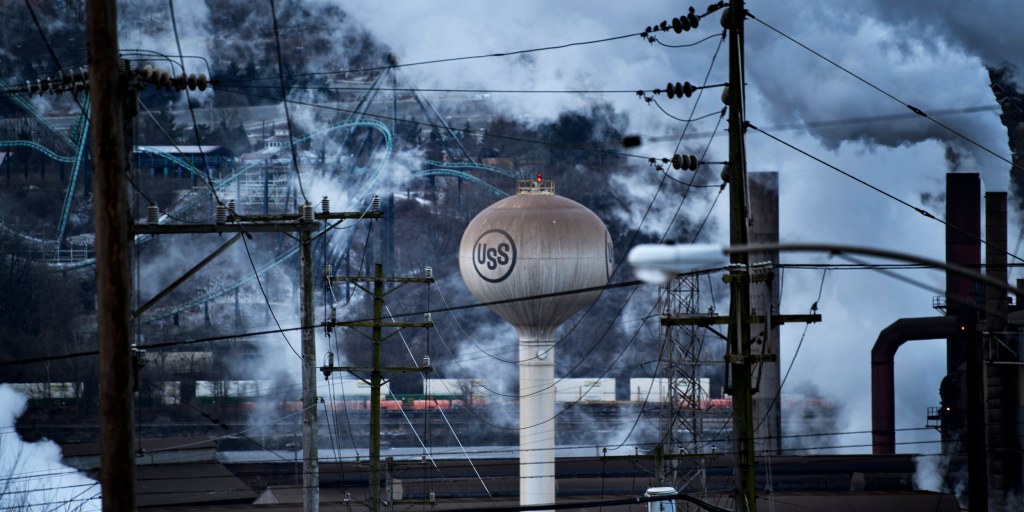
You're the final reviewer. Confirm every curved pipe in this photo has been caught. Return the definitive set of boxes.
[871,316,960,454]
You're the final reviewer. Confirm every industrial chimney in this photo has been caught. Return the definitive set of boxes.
[458,177,612,510]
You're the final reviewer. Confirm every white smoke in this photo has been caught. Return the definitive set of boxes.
[0,384,101,512]
[914,454,948,492]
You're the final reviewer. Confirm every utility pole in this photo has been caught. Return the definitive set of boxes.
[300,220,318,512]
[135,204,381,512]
[86,1,134,510]
[320,263,434,512]
[725,1,756,510]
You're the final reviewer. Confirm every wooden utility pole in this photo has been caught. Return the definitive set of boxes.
[724,1,757,510]
[321,263,434,512]
[300,222,319,512]
[86,1,134,510]
[135,206,380,512]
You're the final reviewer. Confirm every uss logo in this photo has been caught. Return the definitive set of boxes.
[473,229,517,283]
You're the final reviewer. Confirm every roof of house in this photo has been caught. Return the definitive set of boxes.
[136,462,256,507]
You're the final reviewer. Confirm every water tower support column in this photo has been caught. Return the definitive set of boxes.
[519,337,556,509]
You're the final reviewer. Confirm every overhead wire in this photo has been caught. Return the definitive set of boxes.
[240,233,301,359]
[135,98,224,213]
[752,270,827,437]
[748,123,1024,264]
[382,302,491,495]
[650,101,724,125]
[167,0,224,210]
[218,84,644,95]
[5,245,978,371]
[0,278,654,368]
[746,12,1024,177]
[267,0,310,205]
[21,0,90,122]
[219,31,644,85]
[663,109,727,236]
[652,31,724,49]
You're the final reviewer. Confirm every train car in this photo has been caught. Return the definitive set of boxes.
[555,378,616,403]
[8,382,83,406]
[629,378,710,403]
[411,399,465,411]
[320,379,390,400]
[195,380,274,405]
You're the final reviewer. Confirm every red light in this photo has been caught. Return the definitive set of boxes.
[536,172,543,183]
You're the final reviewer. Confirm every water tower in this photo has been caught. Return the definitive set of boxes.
[459,177,612,509]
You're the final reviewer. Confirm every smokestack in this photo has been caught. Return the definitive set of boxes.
[945,173,981,372]
[983,192,1020,509]
[985,192,1008,329]
[748,172,781,454]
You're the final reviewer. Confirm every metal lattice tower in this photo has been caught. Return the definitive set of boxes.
[659,272,713,494]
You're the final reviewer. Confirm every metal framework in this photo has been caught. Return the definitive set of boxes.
[659,273,713,495]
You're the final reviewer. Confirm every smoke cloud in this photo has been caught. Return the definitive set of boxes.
[0,385,101,512]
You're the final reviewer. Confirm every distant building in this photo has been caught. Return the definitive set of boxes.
[239,128,295,166]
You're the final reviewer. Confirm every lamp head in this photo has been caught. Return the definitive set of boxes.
[626,243,728,284]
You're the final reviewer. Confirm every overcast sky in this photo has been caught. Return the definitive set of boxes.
[339,0,1021,455]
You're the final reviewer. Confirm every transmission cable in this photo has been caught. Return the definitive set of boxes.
[749,123,1024,264]
[221,31,643,85]
[752,270,827,436]
[22,0,89,122]
[168,0,225,211]
[240,234,301,358]
[382,302,494,496]
[268,0,310,205]
[652,30,724,49]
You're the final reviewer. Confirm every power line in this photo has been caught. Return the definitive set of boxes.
[652,31,725,49]
[748,123,1024,265]
[22,0,63,77]
[268,0,309,205]
[753,270,827,436]
[218,32,643,85]
[216,84,643,94]
[167,0,225,214]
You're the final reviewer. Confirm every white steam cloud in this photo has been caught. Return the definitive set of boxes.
[0,385,101,512]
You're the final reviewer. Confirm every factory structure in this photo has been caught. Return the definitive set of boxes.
[871,173,1024,510]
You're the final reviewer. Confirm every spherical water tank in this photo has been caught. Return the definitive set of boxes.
[458,193,612,340]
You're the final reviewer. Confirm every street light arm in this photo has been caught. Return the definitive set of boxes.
[727,243,1024,300]
[627,241,1024,300]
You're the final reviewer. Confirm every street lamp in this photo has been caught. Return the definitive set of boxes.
[627,242,1024,298]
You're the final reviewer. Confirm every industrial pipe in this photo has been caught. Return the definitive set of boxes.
[871,316,960,454]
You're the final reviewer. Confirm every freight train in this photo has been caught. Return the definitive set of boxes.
[7,377,717,410]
